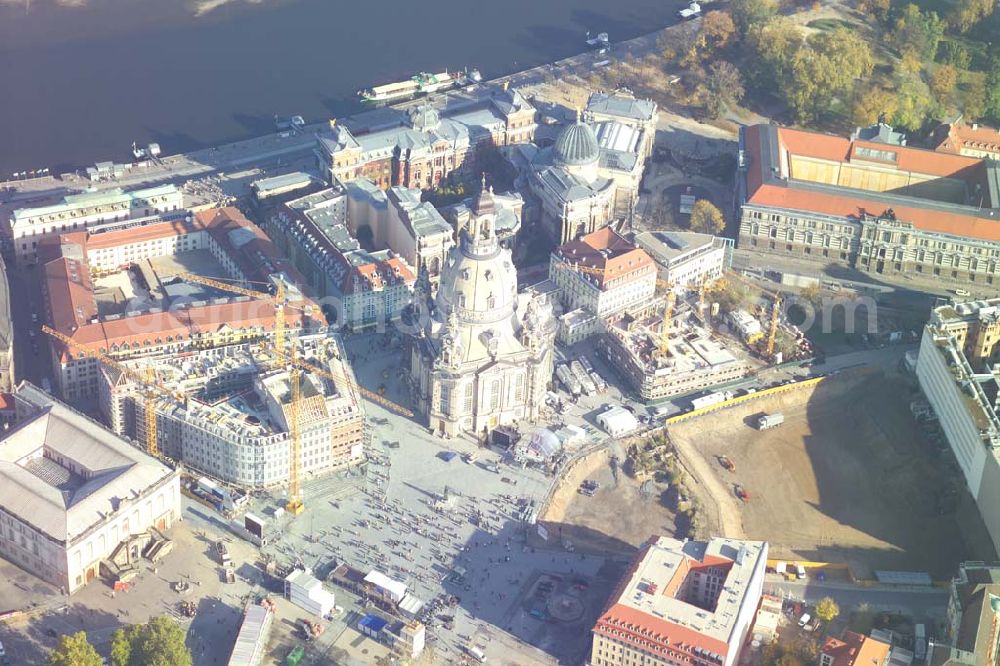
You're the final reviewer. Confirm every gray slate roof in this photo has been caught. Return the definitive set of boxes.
[0,383,175,544]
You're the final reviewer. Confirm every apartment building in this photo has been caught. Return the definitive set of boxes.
[591,536,767,666]
[916,298,1000,554]
[11,184,183,264]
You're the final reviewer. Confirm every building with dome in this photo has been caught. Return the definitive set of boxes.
[315,87,536,190]
[408,186,557,438]
[526,92,656,244]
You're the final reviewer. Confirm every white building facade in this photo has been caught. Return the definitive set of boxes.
[11,184,183,263]
[0,383,181,594]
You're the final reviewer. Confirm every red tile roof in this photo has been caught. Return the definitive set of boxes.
[555,227,655,289]
[933,122,1000,156]
[821,631,890,666]
[86,217,207,250]
[744,124,1000,242]
[341,257,415,295]
[778,126,983,177]
[43,207,315,359]
[592,538,736,662]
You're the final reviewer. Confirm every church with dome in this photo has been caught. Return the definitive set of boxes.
[525,92,657,243]
[408,184,557,438]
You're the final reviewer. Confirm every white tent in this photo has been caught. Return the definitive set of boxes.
[596,407,639,436]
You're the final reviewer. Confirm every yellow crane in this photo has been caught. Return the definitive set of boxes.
[169,272,314,355]
[725,271,783,360]
[562,262,674,354]
[172,271,411,416]
[41,325,186,458]
[286,354,304,515]
[168,272,413,517]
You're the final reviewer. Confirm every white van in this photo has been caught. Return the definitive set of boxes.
[797,613,811,627]
[795,564,806,579]
[468,646,487,663]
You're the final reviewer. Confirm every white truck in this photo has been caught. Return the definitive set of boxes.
[757,413,785,430]
[691,390,733,411]
[678,2,702,19]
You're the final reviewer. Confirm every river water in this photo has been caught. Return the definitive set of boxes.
[0,0,671,175]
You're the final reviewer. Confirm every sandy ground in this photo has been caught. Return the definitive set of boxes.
[669,369,995,578]
[540,447,678,557]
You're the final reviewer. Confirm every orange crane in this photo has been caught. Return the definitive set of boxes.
[41,325,186,458]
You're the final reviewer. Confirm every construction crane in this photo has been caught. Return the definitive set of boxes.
[41,326,185,457]
[174,271,412,416]
[561,262,675,354]
[169,272,315,354]
[726,271,783,360]
[766,293,781,358]
[286,353,304,515]
[280,347,414,417]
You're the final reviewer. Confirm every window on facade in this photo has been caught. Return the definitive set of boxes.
[490,380,500,411]
[464,383,474,412]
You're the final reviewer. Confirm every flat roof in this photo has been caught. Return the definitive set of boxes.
[364,570,407,600]
[594,536,766,658]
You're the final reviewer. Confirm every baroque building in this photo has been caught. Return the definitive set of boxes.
[408,187,556,438]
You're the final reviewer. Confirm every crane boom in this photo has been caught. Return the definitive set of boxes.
[286,361,304,515]
[170,272,410,416]
[41,326,184,456]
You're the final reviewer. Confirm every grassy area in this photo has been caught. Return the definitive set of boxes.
[806,18,856,31]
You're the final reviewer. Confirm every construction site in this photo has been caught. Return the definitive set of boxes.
[101,334,367,490]
[668,368,995,578]
[37,206,414,507]
[597,296,752,402]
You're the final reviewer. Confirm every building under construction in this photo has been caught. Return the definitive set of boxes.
[597,300,750,401]
[98,333,365,489]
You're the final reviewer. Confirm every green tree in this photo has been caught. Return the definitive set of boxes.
[701,61,746,118]
[730,0,779,36]
[110,625,140,666]
[111,617,191,666]
[964,74,988,120]
[948,0,995,33]
[815,596,840,623]
[856,0,891,23]
[746,17,804,93]
[939,40,971,70]
[929,64,958,105]
[689,200,726,234]
[785,28,874,122]
[892,5,944,62]
[851,85,898,127]
[987,56,1000,124]
[48,632,104,666]
[892,74,934,130]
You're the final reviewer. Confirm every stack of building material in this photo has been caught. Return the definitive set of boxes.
[284,569,336,617]
[227,603,273,666]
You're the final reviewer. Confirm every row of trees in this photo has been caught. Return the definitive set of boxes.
[48,616,192,666]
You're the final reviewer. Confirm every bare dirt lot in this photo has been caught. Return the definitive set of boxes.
[539,447,678,557]
[669,369,995,578]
